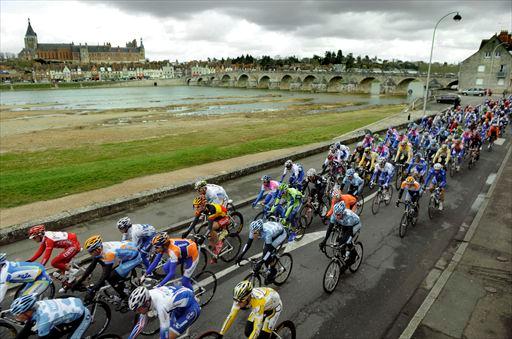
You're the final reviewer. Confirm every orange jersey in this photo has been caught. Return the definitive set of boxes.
[400,181,421,192]
[326,194,358,217]
[166,238,198,263]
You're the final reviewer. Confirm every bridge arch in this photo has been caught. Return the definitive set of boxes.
[301,75,317,91]
[327,76,343,92]
[447,79,458,89]
[220,74,231,86]
[186,78,191,86]
[237,74,249,88]
[258,75,271,89]
[197,77,204,86]
[359,76,381,94]
[279,74,293,90]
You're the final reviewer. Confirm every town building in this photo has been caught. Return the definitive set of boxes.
[459,30,512,94]
[18,19,145,64]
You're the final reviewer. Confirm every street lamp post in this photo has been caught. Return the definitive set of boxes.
[422,11,462,114]
[487,41,507,94]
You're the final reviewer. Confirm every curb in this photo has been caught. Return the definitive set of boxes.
[398,140,512,339]
[0,111,440,246]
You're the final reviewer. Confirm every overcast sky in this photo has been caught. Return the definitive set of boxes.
[1,0,511,63]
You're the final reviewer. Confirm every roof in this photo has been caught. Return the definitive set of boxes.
[36,43,142,53]
[25,20,37,37]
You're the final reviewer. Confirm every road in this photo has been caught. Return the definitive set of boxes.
[2,96,504,339]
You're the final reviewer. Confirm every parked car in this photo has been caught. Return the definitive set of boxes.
[461,88,486,96]
[436,93,461,105]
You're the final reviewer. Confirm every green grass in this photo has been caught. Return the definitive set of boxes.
[0,105,402,208]
[0,81,117,92]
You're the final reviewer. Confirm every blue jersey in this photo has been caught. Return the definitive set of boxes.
[424,169,447,188]
[1,261,45,284]
[32,298,85,337]
[407,160,428,176]
[329,208,361,227]
[249,221,285,245]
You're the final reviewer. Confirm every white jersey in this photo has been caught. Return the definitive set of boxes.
[205,184,229,205]
[148,286,196,335]
[44,231,69,242]
[373,162,394,176]
[122,224,156,246]
[282,163,302,178]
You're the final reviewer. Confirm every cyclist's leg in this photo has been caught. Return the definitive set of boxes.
[182,246,199,290]
[69,308,92,339]
[139,238,153,269]
[51,246,80,272]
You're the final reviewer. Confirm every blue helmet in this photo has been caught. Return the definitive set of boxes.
[334,202,346,215]
[261,175,271,182]
[10,294,37,315]
[346,169,355,177]
[250,219,264,233]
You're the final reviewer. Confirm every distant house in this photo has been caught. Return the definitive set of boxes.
[459,30,512,94]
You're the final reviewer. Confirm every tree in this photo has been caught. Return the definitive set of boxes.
[335,50,343,64]
[345,53,355,70]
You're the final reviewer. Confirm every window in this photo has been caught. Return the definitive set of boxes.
[476,78,483,85]
[484,51,491,58]
[477,65,485,72]
[499,64,505,72]
[497,79,504,86]
[495,51,501,57]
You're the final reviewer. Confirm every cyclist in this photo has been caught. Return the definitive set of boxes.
[237,219,287,284]
[117,217,156,269]
[184,196,229,263]
[334,142,351,162]
[362,133,373,148]
[195,180,229,206]
[220,280,282,339]
[396,176,422,213]
[10,294,91,339]
[487,120,500,148]
[349,142,365,166]
[358,146,378,173]
[469,129,483,161]
[27,224,81,282]
[281,159,305,190]
[304,168,327,213]
[394,139,413,165]
[0,253,52,303]
[270,183,303,237]
[252,175,280,208]
[71,235,141,304]
[128,285,200,339]
[423,163,447,210]
[145,232,198,290]
[341,168,364,198]
[370,157,394,202]
[326,188,358,216]
[319,202,362,261]
[376,142,390,159]
[406,154,428,183]
[432,143,451,169]
[451,137,465,172]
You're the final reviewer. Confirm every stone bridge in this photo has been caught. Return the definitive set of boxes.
[186,70,458,96]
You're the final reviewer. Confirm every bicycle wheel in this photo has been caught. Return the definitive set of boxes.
[196,331,222,339]
[323,228,341,259]
[134,311,159,336]
[385,186,394,206]
[229,211,244,234]
[300,204,314,227]
[349,242,364,273]
[193,270,217,307]
[84,300,111,338]
[323,259,342,293]
[467,157,473,170]
[243,272,262,287]
[394,168,402,189]
[274,320,297,339]
[294,216,308,241]
[399,212,408,238]
[0,322,17,339]
[428,196,436,220]
[219,233,241,263]
[273,253,293,286]
[355,193,364,216]
[14,280,55,300]
[371,191,381,215]
[253,210,265,222]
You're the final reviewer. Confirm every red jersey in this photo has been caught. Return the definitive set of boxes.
[28,231,80,265]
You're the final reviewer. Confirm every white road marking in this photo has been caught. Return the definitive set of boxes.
[495,138,505,146]
[485,173,496,185]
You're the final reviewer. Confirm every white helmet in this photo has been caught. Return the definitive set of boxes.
[129,286,150,310]
[306,168,317,177]
[433,163,443,170]
[284,159,293,168]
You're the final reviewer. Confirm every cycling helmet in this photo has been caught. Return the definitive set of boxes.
[379,157,386,165]
[329,144,336,152]
[84,235,102,252]
[117,217,132,231]
[433,163,443,170]
[405,176,415,184]
[334,142,341,149]
[306,168,317,177]
[356,142,363,149]
[233,280,253,302]
[151,232,169,248]
[28,224,45,239]
[414,153,421,160]
[261,175,271,182]
[284,159,293,169]
[333,202,346,215]
[0,253,6,265]
[365,133,371,138]
[364,147,371,153]
[194,180,207,190]
[346,168,355,177]
[250,219,264,233]
[10,294,37,316]
[278,182,288,191]
[441,143,448,149]
[193,195,206,206]
[128,286,150,311]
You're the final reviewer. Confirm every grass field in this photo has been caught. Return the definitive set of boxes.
[0,104,403,208]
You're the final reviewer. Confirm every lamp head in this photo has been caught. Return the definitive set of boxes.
[453,12,462,21]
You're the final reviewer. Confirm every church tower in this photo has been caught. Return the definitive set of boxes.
[139,37,145,62]
[24,18,38,50]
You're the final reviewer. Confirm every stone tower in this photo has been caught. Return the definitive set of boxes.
[139,37,145,62]
[24,18,38,50]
